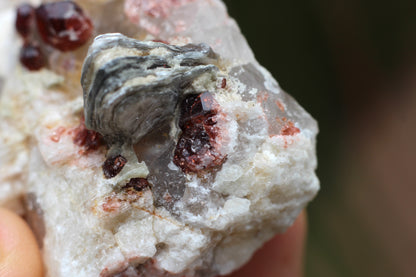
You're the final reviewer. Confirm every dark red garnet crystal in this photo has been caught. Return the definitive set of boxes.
[19,42,45,71]
[35,1,93,51]
[103,155,128,179]
[73,121,104,152]
[16,3,35,38]
[123,178,151,192]
[174,92,226,173]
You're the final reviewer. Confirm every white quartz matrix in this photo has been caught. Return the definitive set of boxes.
[0,0,319,276]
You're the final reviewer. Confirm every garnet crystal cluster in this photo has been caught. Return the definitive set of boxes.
[174,92,226,173]
[15,1,93,70]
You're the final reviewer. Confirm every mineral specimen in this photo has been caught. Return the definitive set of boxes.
[19,41,45,71]
[0,0,319,277]
[15,3,35,38]
[14,1,94,70]
[81,34,218,146]
[173,92,225,173]
[35,1,93,51]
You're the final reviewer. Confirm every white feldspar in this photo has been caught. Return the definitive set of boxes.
[0,0,319,276]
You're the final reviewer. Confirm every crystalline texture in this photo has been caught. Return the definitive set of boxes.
[19,42,45,71]
[15,3,35,38]
[173,92,225,174]
[0,0,319,277]
[35,1,93,51]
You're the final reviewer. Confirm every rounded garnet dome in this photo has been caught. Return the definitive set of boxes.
[15,3,35,38]
[35,1,93,52]
[20,42,45,71]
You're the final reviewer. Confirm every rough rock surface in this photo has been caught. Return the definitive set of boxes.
[0,0,319,276]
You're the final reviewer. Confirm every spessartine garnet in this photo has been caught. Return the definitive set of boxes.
[102,155,128,179]
[123,178,151,192]
[19,42,45,71]
[73,121,104,152]
[174,92,225,173]
[35,1,93,51]
[15,3,35,38]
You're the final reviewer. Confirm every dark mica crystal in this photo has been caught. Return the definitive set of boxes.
[35,1,93,51]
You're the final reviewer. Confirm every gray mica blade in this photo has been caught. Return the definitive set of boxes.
[81,33,219,145]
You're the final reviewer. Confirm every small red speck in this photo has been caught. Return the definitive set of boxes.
[280,121,300,136]
[102,196,121,212]
[257,92,269,103]
[221,78,227,89]
[151,39,169,44]
[50,126,66,142]
[174,92,226,173]
[275,100,285,112]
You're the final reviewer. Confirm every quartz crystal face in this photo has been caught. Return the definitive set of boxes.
[0,1,319,277]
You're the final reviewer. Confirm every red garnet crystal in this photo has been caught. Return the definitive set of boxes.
[19,42,45,71]
[103,155,128,179]
[123,178,151,192]
[174,92,226,173]
[35,1,93,51]
[15,3,35,38]
[73,121,104,152]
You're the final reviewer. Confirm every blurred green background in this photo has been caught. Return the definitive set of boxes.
[226,0,416,276]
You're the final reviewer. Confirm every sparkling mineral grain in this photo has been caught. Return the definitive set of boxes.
[0,1,319,277]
